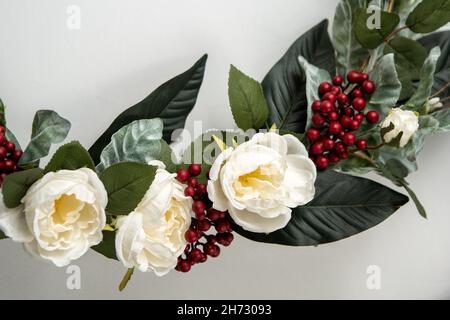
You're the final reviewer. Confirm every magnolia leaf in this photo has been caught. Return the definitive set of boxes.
[262,20,335,133]
[96,119,163,172]
[2,168,44,208]
[228,65,269,131]
[406,0,450,33]
[19,110,71,165]
[233,170,409,246]
[406,47,441,110]
[44,141,95,173]
[91,231,118,260]
[99,162,157,215]
[298,56,331,129]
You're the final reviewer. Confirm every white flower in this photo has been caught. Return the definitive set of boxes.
[428,97,443,112]
[207,132,316,233]
[115,162,192,276]
[0,168,107,267]
[381,108,419,147]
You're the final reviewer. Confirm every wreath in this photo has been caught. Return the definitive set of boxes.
[1,0,450,291]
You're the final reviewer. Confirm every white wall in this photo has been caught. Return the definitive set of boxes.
[1,0,450,299]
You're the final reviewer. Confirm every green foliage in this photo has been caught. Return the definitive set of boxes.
[91,230,118,260]
[44,141,95,173]
[406,0,450,33]
[2,168,44,208]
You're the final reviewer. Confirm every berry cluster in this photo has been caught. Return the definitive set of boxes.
[306,70,380,169]
[175,164,234,273]
[0,125,23,185]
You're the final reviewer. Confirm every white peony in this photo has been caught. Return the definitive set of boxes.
[207,132,316,233]
[381,108,419,147]
[115,162,192,276]
[0,168,107,267]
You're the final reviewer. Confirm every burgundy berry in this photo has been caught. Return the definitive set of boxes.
[360,73,369,81]
[366,110,380,124]
[197,220,211,232]
[0,126,5,134]
[322,92,337,103]
[306,128,321,141]
[179,260,191,273]
[328,121,342,135]
[340,115,352,128]
[340,151,349,160]
[310,142,324,155]
[343,107,353,116]
[185,229,199,243]
[4,141,15,152]
[352,97,366,111]
[362,80,376,94]
[315,156,329,170]
[356,140,368,150]
[189,164,202,177]
[312,100,322,112]
[312,113,326,127]
[176,168,190,182]
[207,208,222,221]
[337,93,349,105]
[342,133,357,146]
[0,135,6,146]
[184,186,196,197]
[347,70,362,83]
[0,146,6,159]
[192,200,206,218]
[331,86,341,95]
[323,138,335,150]
[332,75,344,86]
[0,161,5,170]
[354,113,365,122]
[188,178,198,188]
[188,248,203,263]
[328,111,339,121]
[215,219,231,233]
[349,119,360,131]
[319,82,332,95]
[351,89,363,99]
[196,183,207,196]
[328,153,340,164]
[4,159,15,172]
[320,100,334,114]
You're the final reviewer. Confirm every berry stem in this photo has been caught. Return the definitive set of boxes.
[348,151,379,168]
[118,267,134,292]
[387,0,395,13]
[366,143,384,150]
[430,80,450,98]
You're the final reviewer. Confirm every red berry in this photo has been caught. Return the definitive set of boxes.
[331,86,341,95]
[177,168,190,182]
[0,161,5,170]
[338,131,346,139]
[215,219,231,233]
[206,234,217,244]
[312,100,322,112]
[197,220,211,232]
[328,153,340,163]
[312,113,326,127]
[332,75,344,86]
[192,200,206,218]
[347,70,362,83]
[354,113,365,122]
[217,232,234,246]
[189,164,202,176]
[340,151,349,160]
[319,82,332,95]
[199,253,207,263]
[361,73,369,81]
[310,142,324,155]
[351,89,363,99]
[352,97,366,111]
[0,147,6,159]
[196,183,207,196]
[328,111,339,121]
[343,107,353,116]
[342,133,357,146]
[185,229,199,243]
[207,208,222,221]
[322,93,337,103]
[361,80,375,94]
[0,135,6,146]
[204,243,220,257]
[187,178,198,188]
[5,159,15,171]
[306,128,321,141]
[12,149,23,161]
[323,138,335,150]
[337,93,349,105]
[315,156,329,170]
[356,140,368,150]
[366,110,379,124]
[340,115,351,128]
[320,100,334,114]
[184,186,196,197]
[349,119,360,131]
[188,248,203,263]
[179,260,191,272]
[0,126,4,134]
[4,141,15,152]
[328,121,342,135]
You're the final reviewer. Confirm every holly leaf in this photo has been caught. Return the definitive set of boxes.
[19,110,71,165]
[406,0,450,34]
[89,55,207,164]
[233,170,409,246]
[2,168,44,208]
[44,141,95,173]
[262,20,335,133]
[228,65,269,131]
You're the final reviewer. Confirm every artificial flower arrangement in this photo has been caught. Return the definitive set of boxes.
[1,0,450,290]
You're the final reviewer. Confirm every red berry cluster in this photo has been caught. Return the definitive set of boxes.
[306,71,380,170]
[175,164,234,273]
[0,125,23,185]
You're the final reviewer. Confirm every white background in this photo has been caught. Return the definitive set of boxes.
[1,0,450,299]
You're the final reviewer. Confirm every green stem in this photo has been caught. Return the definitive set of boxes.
[399,180,427,219]
[118,268,134,292]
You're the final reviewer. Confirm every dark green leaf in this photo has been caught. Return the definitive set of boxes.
[89,55,207,165]
[228,65,269,131]
[400,180,427,218]
[385,36,427,80]
[406,0,450,33]
[262,20,335,133]
[159,140,177,173]
[99,162,157,215]
[0,99,5,126]
[0,230,6,240]
[2,168,44,208]
[234,170,409,246]
[5,128,21,150]
[19,110,71,165]
[91,230,118,260]
[44,141,95,173]
[396,64,415,101]
[353,8,400,49]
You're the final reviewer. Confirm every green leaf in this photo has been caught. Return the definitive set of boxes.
[2,168,44,208]
[418,31,450,99]
[19,110,71,165]
[5,128,21,150]
[432,107,450,131]
[353,8,400,49]
[91,230,118,260]
[233,170,409,246]
[406,0,450,33]
[297,56,331,129]
[89,54,208,165]
[96,118,163,172]
[396,64,415,101]
[159,139,177,173]
[332,0,369,75]
[407,47,441,110]
[0,98,5,126]
[44,141,95,173]
[385,36,427,80]
[262,20,336,133]
[228,65,269,131]
[0,230,6,240]
[99,162,157,215]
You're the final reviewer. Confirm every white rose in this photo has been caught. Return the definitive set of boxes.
[115,162,192,276]
[381,108,419,147]
[207,132,316,233]
[0,168,107,267]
